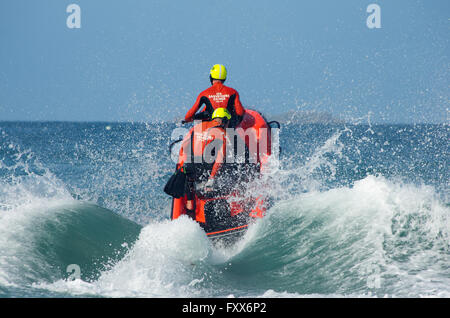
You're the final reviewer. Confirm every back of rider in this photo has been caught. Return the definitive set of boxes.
[178,119,227,180]
[184,82,244,122]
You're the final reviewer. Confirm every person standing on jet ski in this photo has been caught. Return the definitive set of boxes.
[183,108,232,218]
[184,64,245,126]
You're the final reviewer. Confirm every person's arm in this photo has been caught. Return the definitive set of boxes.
[204,129,226,191]
[233,91,245,117]
[176,129,194,169]
[184,94,203,122]
[177,138,187,169]
[209,137,225,179]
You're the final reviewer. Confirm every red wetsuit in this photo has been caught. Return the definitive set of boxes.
[184,82,245,122]
[178,119,228,180]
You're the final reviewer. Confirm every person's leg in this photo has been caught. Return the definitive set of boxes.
[185,177,196,220]
[186,200,194,210]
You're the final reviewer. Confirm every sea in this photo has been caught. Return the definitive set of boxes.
[0,120,448,298]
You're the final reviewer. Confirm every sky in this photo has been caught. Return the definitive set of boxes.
[0,0,449,123]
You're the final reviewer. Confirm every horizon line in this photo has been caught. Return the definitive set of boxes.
[0,120,447,125]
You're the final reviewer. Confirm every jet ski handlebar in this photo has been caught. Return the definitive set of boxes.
[181,111,211,124]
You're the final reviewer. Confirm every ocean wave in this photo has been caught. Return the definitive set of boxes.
[28,176,449,298]
[1,123,448,297]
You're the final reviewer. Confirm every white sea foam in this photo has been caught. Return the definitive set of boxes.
[34,175,449,298]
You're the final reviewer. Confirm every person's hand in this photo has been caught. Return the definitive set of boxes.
[204,179,214,192]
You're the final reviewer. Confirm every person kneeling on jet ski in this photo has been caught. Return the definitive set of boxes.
[183,108,232,218]
[184,64,245,126]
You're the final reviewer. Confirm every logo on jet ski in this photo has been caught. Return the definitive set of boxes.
[194,131,215,142]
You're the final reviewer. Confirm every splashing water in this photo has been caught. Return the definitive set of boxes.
[0,122,448,297]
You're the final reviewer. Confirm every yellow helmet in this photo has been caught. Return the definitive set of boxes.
[212,108,231,120]
[210,64,227,81]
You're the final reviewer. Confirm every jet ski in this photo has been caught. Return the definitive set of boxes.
[167,109,280,243]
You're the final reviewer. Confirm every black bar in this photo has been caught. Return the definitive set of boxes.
[1,297,446,315]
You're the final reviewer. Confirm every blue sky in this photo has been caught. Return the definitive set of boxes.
[0,0,448,123]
